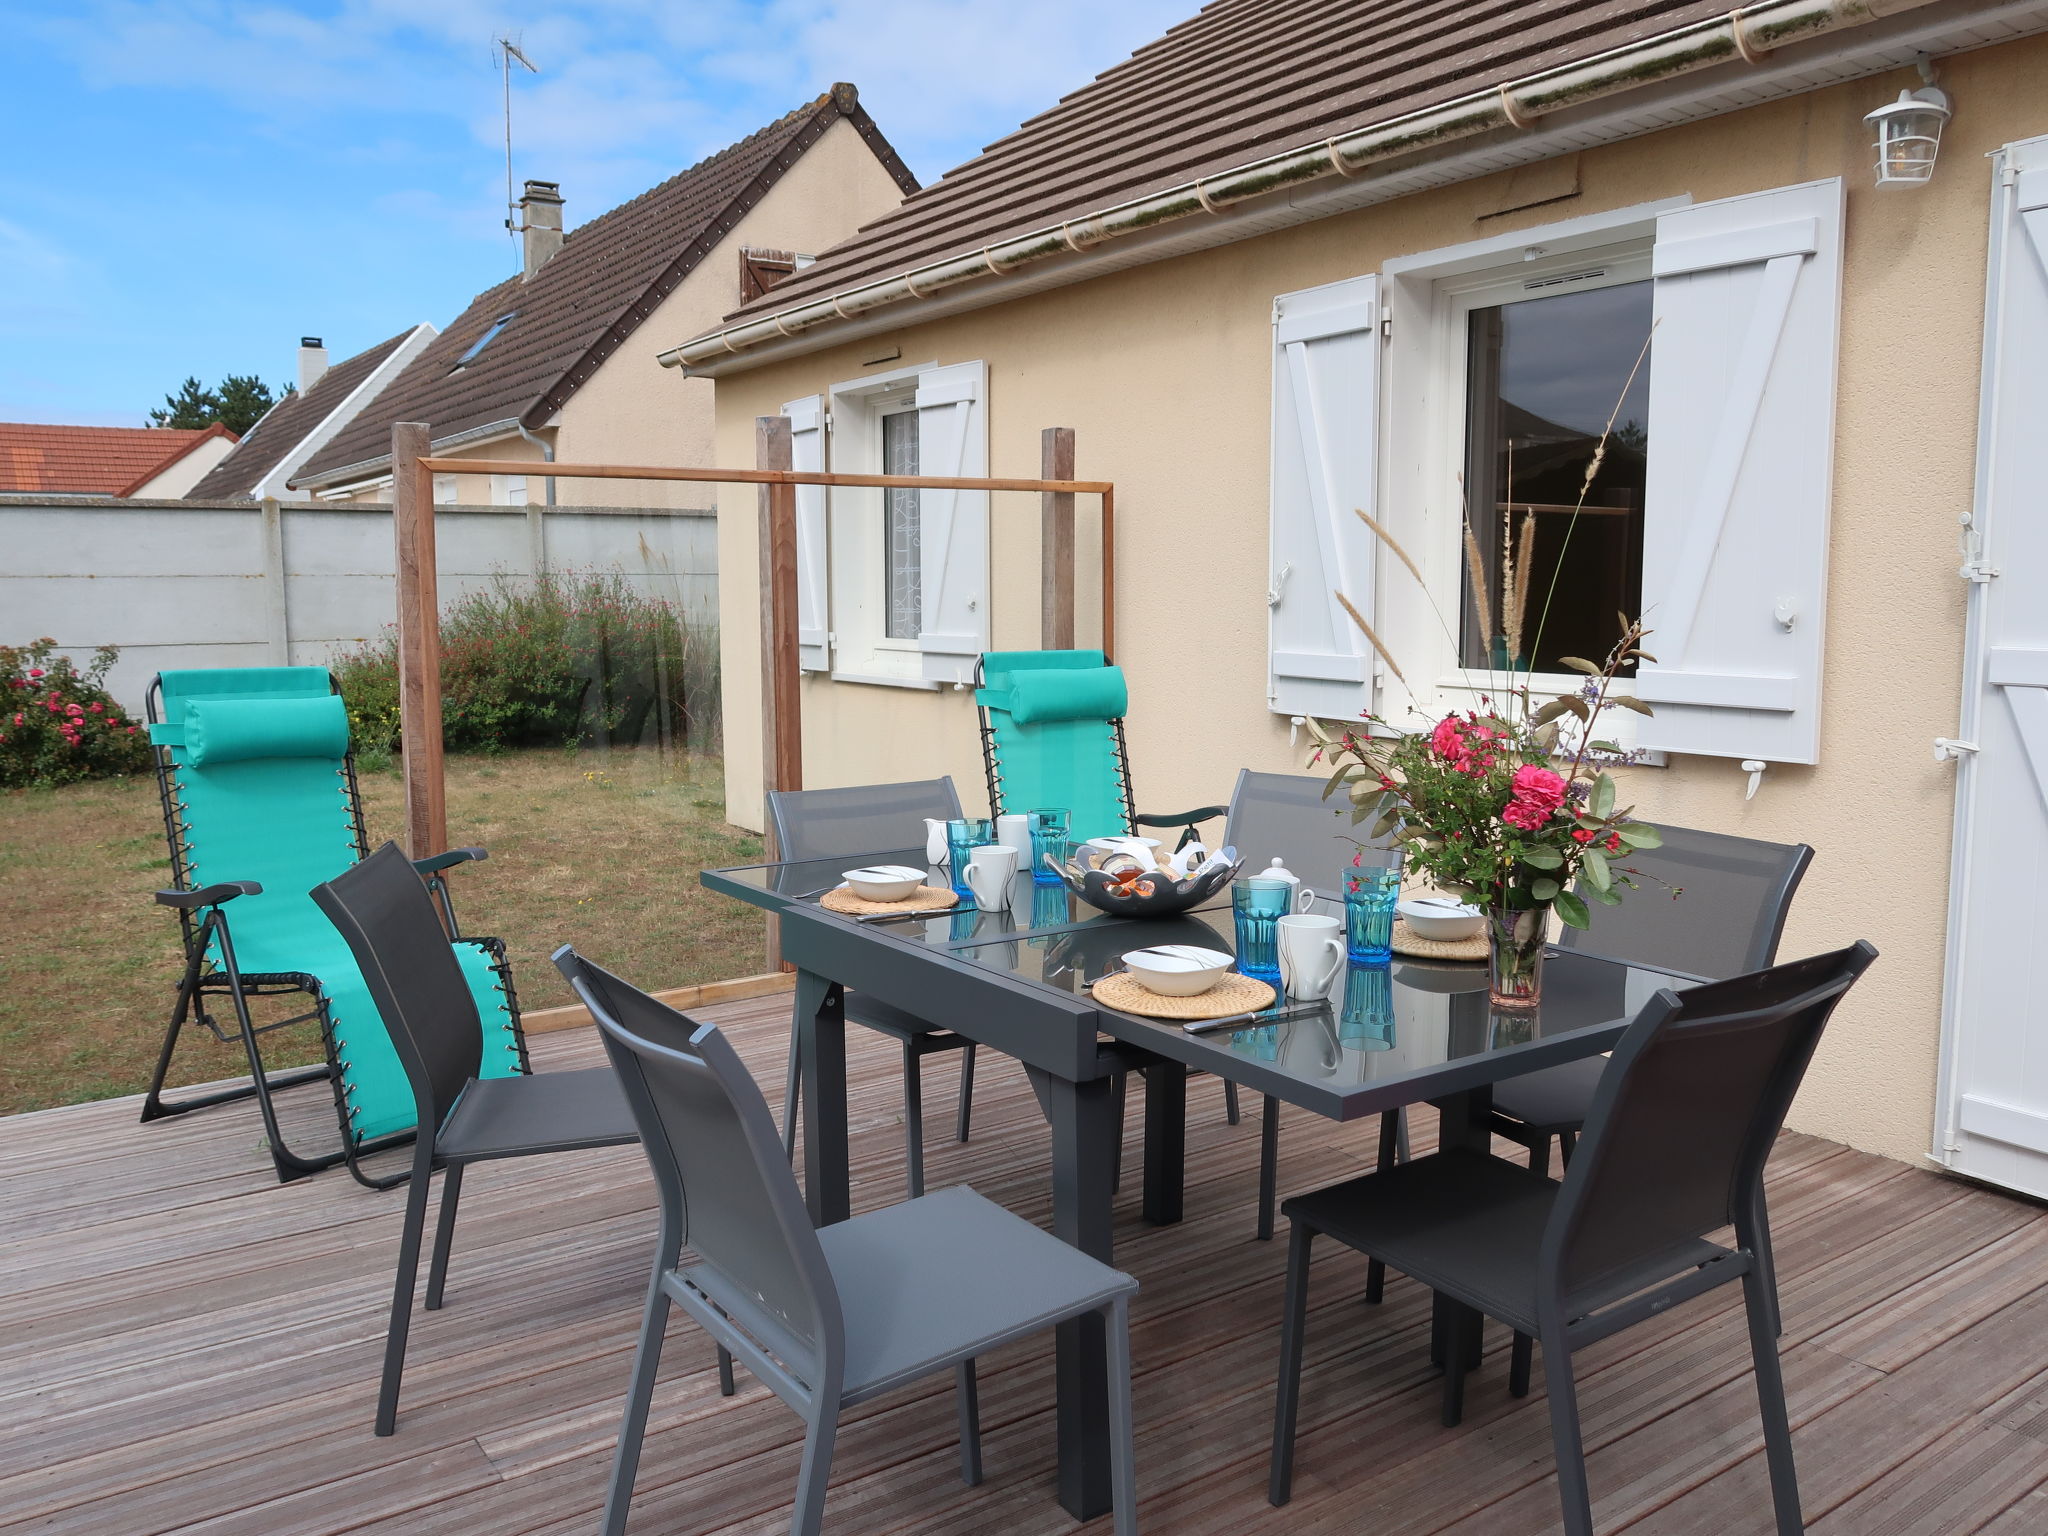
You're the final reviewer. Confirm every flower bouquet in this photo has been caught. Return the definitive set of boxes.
[1309,622,1663,1008]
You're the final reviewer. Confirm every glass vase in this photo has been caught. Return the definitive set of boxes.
[1487,902,1547,1010]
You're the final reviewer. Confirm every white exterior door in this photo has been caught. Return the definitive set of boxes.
[1937,136,2048,1198]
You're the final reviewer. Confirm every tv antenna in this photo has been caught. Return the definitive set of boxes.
[495,35,538,256]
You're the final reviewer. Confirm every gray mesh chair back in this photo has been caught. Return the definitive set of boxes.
[568,952,840,1372]
[767,777,962,862]
[313,841,493,1138]
[1560,824,1813,981]
[1226,769,1396,891]
[1549,943,1871,1307]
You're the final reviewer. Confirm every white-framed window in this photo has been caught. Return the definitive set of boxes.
[432,473,457,506]
[1271,182,1843,765]
[785,357,989,688]
[491,473,530,506]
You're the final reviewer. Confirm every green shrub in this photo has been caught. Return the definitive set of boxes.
[0,640,153,788]
[331,571,717,757]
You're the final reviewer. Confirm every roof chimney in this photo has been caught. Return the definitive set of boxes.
[297,337,328,392]
[517,180,565,280]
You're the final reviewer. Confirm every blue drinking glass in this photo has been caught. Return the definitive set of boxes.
[1232,878,1289,983]
[1345,863,1402,964]
[1339,962,1396,1050]
[1027,807,1070,885]
[945,817,994,902]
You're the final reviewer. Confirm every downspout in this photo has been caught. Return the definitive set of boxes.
[515,421,556,506]
[661,0,1936,370]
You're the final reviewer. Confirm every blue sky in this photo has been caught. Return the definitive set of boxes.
[0,1,1188,426]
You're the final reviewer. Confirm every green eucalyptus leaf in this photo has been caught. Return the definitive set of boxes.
[1520,846,1564,870]
[1529,697,1575,727]
[1559,656,1601,676]
[1582,848,1612,891]
[1589,884,1623,906]
[1591,772,1615,819]
[1553,889,1591,929]
[1530,877,1561,901]
[1617,822,1662,849]
[1608,694,1656,717]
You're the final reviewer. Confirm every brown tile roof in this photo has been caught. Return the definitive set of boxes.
[717,0,1736,329]
[0,421,236,497]
[297,85,917,486]
[185,328,425,500]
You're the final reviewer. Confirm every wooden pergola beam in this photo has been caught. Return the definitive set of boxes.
[391,422,446,860]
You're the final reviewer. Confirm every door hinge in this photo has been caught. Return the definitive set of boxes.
[1958,514,1998,581]
[1934,738,1979,761]
[821,411,833,432]
[1380,313,1392,339]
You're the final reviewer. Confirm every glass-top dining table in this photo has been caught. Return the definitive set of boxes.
[704,848,1699,1523]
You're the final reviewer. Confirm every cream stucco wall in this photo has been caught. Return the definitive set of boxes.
[318,116,908,509]
[708,38,2048,1169]
[134,432,236,499]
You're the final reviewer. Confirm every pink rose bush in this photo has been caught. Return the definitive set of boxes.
[0,640,151,788]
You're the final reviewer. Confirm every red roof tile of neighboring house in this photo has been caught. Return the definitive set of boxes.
[295,84,916,488]
[0,421,238,497]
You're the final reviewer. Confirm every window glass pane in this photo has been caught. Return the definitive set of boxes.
[1460,279,1651,675]
[882,409,921,640]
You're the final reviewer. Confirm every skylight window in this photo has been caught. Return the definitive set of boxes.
[450,313,515,371]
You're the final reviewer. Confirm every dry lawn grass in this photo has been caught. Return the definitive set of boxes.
[0,748,764,1115]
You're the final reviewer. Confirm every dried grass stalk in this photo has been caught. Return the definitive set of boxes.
[1353,507,1425,589]
[1505,512,1537,661]
[1336,591,1407,686]
[1461,521,1495,653]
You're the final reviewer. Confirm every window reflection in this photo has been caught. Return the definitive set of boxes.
[1461,279,1652,675]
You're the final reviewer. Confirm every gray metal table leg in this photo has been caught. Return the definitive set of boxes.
[1034,1065,1120,1523]
[1428,1086,1494,1370]
[1140,1061,1187,1226]
[796,970,850,1227]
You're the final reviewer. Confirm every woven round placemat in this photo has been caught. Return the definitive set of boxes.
[1091,969,1277,1020]
[1391,919,1488,963]
[819,884,959,917]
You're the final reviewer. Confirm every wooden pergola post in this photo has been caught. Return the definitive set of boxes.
[757,415,801,968]
[1041,427,1075,650]
[391,422,446,860]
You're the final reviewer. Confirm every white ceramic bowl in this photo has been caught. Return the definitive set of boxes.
[1397,897,1484,942]
[1120,944,1234,997]
[841,865,926,902]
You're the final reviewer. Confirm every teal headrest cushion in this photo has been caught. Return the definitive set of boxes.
[184,694,350,766]
[1003,665,1128,726]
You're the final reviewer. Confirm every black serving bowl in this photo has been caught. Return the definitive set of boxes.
[1055,854,1243,919]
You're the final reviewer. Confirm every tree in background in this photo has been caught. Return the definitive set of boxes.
[149,374,291,435]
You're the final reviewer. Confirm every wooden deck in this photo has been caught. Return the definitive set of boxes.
[6,991,2048,1535]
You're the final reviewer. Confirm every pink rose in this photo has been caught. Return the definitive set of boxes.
[26,668,43,679]
[1429,717,1466,761]
[89,702,103,713]
[66,703,83,716]
[1501,765,1568,831]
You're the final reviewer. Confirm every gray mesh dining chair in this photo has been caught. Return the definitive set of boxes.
[1225,770,1408,1241]
[555,948,1141,1536]
[767,778,976,1197]
[1269,941,1877,1536]
[311,842,639,1437]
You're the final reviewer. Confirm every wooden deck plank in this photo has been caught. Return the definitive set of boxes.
[0,993,2039,1536]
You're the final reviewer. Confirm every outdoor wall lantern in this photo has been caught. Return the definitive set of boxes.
[1864,62,1951,187]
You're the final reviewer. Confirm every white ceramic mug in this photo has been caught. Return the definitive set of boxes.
[995,813,1034,867]
[924,817,950,869]
[1277,913,1345,1001]
[963,843,1019,912]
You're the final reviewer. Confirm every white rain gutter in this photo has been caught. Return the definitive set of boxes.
[660,0,1937,371]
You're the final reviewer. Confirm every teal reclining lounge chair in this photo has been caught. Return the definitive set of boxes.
[974,649,1226,851]
[140,667,525,1187]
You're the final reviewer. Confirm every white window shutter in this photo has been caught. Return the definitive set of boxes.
[1268,275,1380,720]
[783,394,830,673]
[913,360,988,684]
[1633,179,1844,764]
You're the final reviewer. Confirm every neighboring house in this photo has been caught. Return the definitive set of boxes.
[0,421,237,498]
[675,0,2048,1187]
[184,328,437,501]
[291,84,917,507]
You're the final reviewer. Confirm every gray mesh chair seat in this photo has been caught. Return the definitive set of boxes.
[311,843,639,1436]
[1270,943,1877,1536]
[1222,770,1409,1241]
[556,950,1141,1536]
[769,779,978,1198]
